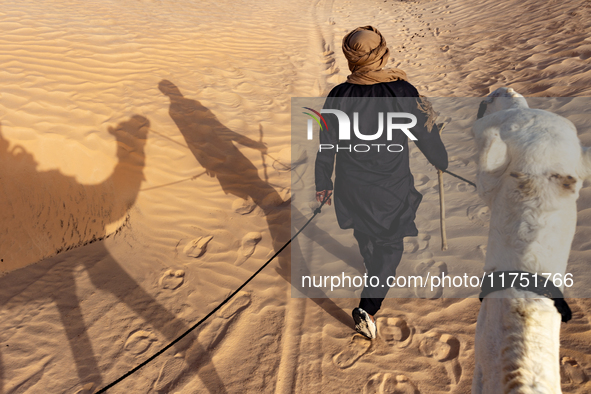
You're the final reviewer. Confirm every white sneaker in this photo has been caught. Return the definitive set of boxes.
[352,307,377,339]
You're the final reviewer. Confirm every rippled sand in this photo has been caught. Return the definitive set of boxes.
[1,0,591,392]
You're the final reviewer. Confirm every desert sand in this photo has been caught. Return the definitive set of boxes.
[1,0,591,393]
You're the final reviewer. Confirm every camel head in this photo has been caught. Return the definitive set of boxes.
[472,87,591,274]
[108,115,149,156]
[476,87,529,119]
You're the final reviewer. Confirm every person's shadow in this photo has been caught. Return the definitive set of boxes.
[0,118,226,393]
[158,80,352,329]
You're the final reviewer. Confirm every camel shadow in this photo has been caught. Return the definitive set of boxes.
[158,80,352,329]
[0,118,225,393]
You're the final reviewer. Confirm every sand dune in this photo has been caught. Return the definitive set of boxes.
[1,0,591,392]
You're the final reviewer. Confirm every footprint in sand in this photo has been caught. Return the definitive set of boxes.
[363,373,384,394]
[154,353,186,392]
[561,357,588,384]
[404,234,430,254]
[414,174,430,187]
[417,234,430,250]
[333,334,372,369]
[364,373,420,394]
[456,182,472,192]
[124,330,158,355]
[183,235,213,258]
[478,244,487,258]
[159,269,185,290]
[419,332,462,384]
[383,374,420,394]
[235,232,262,266]
[467,204,490,226]
[377,317,412,346]
[232,197,256,215]
[169,293,251,388]
[404,239,419,254]
[431,180,453,193]
[219,292,251,319]
[419,333,442,358]
[199,292,251,351]
[419,332,460,362]
[74,383,96,394]
[414,261,447,299]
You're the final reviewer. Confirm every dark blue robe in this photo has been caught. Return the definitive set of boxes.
[314,80,448,239]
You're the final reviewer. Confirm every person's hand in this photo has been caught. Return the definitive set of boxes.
[316,190,332,206]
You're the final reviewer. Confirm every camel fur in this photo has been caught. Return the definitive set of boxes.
[471,87,591,394]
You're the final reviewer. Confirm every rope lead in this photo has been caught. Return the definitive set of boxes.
[95,196,330,393]
[95,168,476,392]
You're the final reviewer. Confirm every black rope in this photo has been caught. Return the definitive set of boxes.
[96,166,476,392]
[442,169,477,188]
[95,197,330,393]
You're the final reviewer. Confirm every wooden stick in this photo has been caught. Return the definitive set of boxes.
[259,123,269,183]
[438,123,448,251]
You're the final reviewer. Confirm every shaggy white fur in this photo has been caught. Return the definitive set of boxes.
[471,87,591,394]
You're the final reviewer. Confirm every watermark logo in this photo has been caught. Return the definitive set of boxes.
[304,107,418,153]
[303,107,329,138]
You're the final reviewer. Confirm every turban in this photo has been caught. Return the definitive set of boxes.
[342,26,408,85]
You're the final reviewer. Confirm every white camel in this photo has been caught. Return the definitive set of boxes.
[471,87,591,393]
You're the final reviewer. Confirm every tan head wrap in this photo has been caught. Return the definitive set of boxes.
[343,26,408,85]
